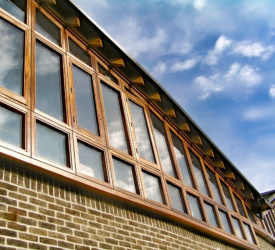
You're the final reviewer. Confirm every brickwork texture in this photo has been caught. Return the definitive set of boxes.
[0,160,274,250]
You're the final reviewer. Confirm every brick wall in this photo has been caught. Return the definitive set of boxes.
[0,159,273,250]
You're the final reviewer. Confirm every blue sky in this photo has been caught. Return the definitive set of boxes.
[73,0,275,193]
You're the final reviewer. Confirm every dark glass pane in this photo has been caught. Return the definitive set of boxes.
[150,113,175,177]
[0,18,24,95]
[243,223,256,244]
[69,38,91,66]
[113,158,136,193]
[36,42,64,121]
[205,202,219,227]
[36,10,60,45]
[187,194,204,221]
[101,83,129,153]
[0,105,23,148]
[73,66,98,134]
[232,217,245,239]
[129,101,155,162]
[78,142,104,181]
[207,168,223,204]
[219,210,232,234]
[234,195,246,218]
[247,208,256,223]
[171,133,193,187]
[167,183,185,213]
[190,151,209,196]
[98,64,118,84]
[221,183,235,211]
[142,171,163,203]
[0,0,25,22]
[36,122,67,167]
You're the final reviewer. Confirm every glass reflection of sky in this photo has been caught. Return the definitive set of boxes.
[221,183,235,211]
[101,83,129,153]
[232,217,244,239]
[0,0,25,22]
[207,169,222,204]
[187,194,203,220]
[113,158,136,193]
[0,106,22,148]
[78,142,104,181]
[36,122,67,167]
[143,171,163,203]
[0,18,24,95]
[129,101,155,162]
[167,183,185,213]
[243,223,255,244]
[205,202,218,227]
[219,210,232,234]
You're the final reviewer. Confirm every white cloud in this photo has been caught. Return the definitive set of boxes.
[214,35,232,52]
[169,41,192,55]
[194,62,262,99]
[171,58,198,72]
[243,104,275,121]
[269,85,275,98]
[233,41,275,60]
[152,61,167,76]
[193,0,206,11]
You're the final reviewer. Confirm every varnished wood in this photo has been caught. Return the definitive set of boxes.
[148,92,161,102]
[131,76,144,85]
[178,122,190,132]
[64,16,80,28]
[165,108,176,118]
[89,37,103,48]
[191,136,203,146]
[110,58,125,67]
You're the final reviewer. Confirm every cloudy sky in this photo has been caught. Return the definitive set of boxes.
[73,0,275,192]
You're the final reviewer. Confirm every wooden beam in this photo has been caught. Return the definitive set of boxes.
[225,170,236,180]
[235,180,245,191]
[131,76,144,86]
[191,136,202,146]
[110,58,125,67]
[148,93,161,102]
[204,148,214,158]
[165,109,176,118]
[89,38,103,48]
[64,17,80,28]
[39,0,56,5]
[244,190,254,200]
[178,122,190,132]
[215,160,225,169]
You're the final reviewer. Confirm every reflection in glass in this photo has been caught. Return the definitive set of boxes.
[36,42,64,121]
[0,106,23,148]
[207,168,223,204]
[221,182,235,211]
[0,18,24,95]
[73,66,98,134]
[101,83,129,153]
[36,122,67,167]
[78,142,104,181]
[69,38,91,66]
[150,113,175,177]
[247,208,256,223]
[129,101,155,162]
[187,194,203,221]
[113,158,136,193]
[0,0,25,22]
[190,151,209,196]
[205,202,218,227]
[219,210,232,234]
[167,183,185,213]
[36,10,60,45]
[243,223,256,244]
[142,171,163,203]
[98,63,118,84]
[171,133,193,187]
[232,217,244,239]
[234,195,246,218]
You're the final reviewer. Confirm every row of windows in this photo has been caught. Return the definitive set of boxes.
[0,0,258,245]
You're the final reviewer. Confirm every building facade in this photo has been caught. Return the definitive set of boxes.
[0,0,274,249]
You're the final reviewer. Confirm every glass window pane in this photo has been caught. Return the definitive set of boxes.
[36,10,60,45]
[207,168,223,204]
[167,183,186,213]
[0,105,23,148]
[129,101,155,162]
[78,142,104,181]
[221,182,235,211]
[234,195,246,218]
[171,133,193,187]
[0,18,24,95]
[219,210,232,234]
[204,202,219,227]
[190,151,209,196]
[113,158,136,193]
[243,223,256,244]
[142,171,163,204]
[73,66,98,134]
[36,42,64,121]
[232,217,244,239]
[150,113,175,177]
[0,0,25,22]
[69,38,91,66]
[187,194,204,221]
[101,83,129,154]
[36,122,68,167]
[98,64,118,84]
[247,208,256,223]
